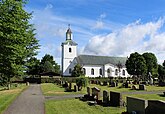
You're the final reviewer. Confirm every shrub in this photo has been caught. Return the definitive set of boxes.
[76,76,88,88]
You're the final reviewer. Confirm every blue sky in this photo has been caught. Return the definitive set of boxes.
[25,0,165,65]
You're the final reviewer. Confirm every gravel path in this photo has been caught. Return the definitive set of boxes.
[3,84,45,114]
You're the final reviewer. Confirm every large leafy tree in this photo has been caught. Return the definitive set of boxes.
[0,0,39,85]
[142,52,158,77]
[126,52,147,79]
[40,54,60,73]
[26,57,40,75]
[158,64,165,81]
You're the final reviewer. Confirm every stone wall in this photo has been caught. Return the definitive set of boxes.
[127,97,148,114]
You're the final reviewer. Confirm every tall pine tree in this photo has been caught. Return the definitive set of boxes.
[0,0,39,85]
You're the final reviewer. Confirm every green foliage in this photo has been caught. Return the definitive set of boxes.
[158,64,165,81]
[40,54,60,73]
[72,64,83,77]
[42,61,55,72]
[26,57,40,75]
[142,52,158,76]
[76,76,88,87]
[126,52,147,78]
[0,0,39,85]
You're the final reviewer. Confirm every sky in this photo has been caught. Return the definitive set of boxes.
[25,0,165,65]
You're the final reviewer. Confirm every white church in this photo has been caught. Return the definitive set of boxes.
[61,26,130,78]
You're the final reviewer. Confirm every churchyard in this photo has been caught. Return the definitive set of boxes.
[41,78,165,114]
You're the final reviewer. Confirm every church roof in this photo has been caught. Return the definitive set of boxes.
[76,55,127,66]
[62,39,78,46]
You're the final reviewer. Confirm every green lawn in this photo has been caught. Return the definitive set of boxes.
[41,83,165,96]
[43,83,165,114]
[0,84,28,114]
[125,94,165,101]
[41,83,86,96]
[45,99,125,114]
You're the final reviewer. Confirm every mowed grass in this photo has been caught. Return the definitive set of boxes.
[42,83,165,96]
[0,84,28,114]
[43,83,165,114]
[41,83,86,96]
[46,99,125,114]
[125,94,165,101]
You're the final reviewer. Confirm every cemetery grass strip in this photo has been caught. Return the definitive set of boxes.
[124,94,165,101]
[0,84,28,114]
[45,99,125,114]
[41,83,86,96]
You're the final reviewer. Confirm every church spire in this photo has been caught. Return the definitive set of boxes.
[66,24,72,40]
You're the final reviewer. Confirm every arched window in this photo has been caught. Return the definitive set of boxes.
[115,69,118,75]
[99,69,102,75]
[107,69,110,73]
[83,68,86,75]
[122,70,125,76]
[91,68,94,75]
[69,68,72,74]
[69,48,72,52]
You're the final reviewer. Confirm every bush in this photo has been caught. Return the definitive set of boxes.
[76,76,88,88]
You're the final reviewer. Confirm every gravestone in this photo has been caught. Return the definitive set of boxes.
[103,81,108,86]
[92,87,101,100]
[110,91,123,107]
[103,90,109,105]
[127,97,148,114]
[26,82,29,86]
[74,85,77,92]
[146,100,165,114]
[132,85,137,90]
[111,82,116,87]
[87,87,90,96]
[125,82,129,88]
[69,83,72,90]
[139,84,146,90]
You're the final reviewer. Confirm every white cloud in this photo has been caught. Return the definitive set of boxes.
[93,13,107,29]
[83,18,165,63]
[45,4,53,10]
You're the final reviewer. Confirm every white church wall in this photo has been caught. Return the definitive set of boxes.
[104,64,130,78]
[82,65,103,78]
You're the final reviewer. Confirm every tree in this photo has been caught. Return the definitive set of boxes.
[72,64,83,77]
[41,61,54,73]
[142,52,158,77]
[40,54,60,73]
[126,52,147,80]
[26,57,40,75]
[158,64,165,81]
[0,0,39,85]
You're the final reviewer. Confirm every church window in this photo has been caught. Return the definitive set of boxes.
[69,48,72,53]
[83,68,86,75]
[99,69,102,75]
[122,70,125,76]
[91,68,94,75]
[69,68,72,74]
[115,69,118,75]
[107,69,110,73]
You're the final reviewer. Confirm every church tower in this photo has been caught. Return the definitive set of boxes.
[61,25,77,76]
